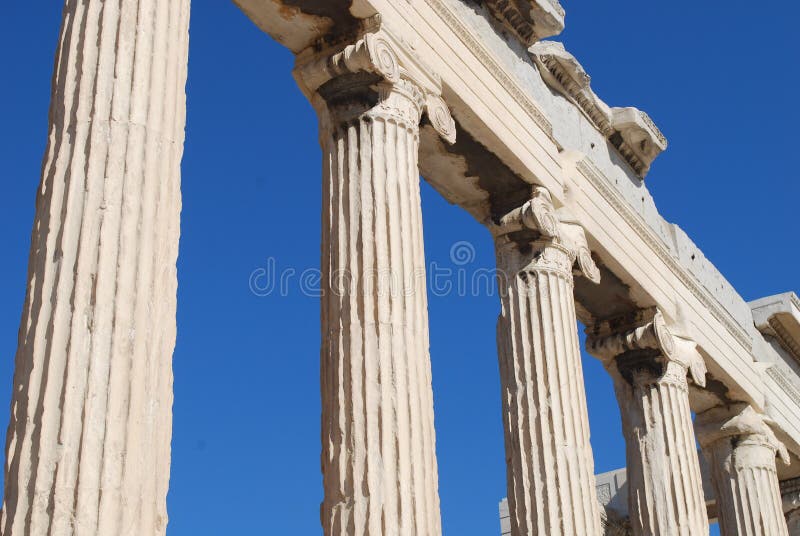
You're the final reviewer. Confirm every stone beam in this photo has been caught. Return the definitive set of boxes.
[233,0,800,455]
[483,0,566,46]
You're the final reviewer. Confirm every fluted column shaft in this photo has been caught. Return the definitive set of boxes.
[708,436,787,535]
[588,311,710,536]
[317,77,441,535]
[3,1,190,535]
[495,229,602,535]
[616,360,709,535]
[697,405,789,536]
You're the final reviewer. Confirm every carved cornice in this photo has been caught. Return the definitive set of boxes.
[695,404,790,465]
[483,0,566,46]
[530,41,613,135]
[587,308,708,387]
[531,42,667,178]
[770,317,800,361]
[751,292,800,365]
[576,158,753,351]
[293,19,456,144]
[492,186,601,283]
[423,0,554,138]
[611,107,668,178]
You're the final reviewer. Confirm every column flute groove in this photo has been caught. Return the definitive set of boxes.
[587,309,710,536]
[295,23,457,536]
[493,188,603,536]
[2,1,190,535]
[696,404,790,536]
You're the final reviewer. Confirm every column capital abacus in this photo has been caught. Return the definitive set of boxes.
[696,404,790,466]
[492,186,601,283]
[292,18,456,144]
[586,308,708,388]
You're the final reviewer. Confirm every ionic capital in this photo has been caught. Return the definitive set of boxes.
[293,18,456,144]
[493,186,601,283]
[587,308,707,387]
[695,404,790,465]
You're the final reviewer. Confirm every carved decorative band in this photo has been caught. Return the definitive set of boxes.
[588,310,675,363]
[767,366,800,406]
[588,309,707,387]
[530,42,666,178]
[695,404,789,465]
[295,23,456,145]
[423,0,554,138]
[769,317,800,364]
[577,158,752,351]
[494,187,601,284]
[522,241,575,278]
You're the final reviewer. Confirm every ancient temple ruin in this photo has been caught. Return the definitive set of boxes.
[3,1,799,535]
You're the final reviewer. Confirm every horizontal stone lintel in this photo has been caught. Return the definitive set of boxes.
[235,0,800,455]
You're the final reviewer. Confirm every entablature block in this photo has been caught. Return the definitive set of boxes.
[482,0,565,45]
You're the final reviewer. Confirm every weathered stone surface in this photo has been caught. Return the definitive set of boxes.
[697,405,790,536]
[294,22,456,536]
[7,2,799,535]
[588,310,710,536]
[483,0,566,45]
[493,187,602,536]
[2,0,190,534]
[530,41,667,178]
[751,293,800,365]
[233,2,800,452]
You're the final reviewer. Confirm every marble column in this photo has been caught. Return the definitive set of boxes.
[493,188,603,536]
[294,27,456,536]
[2,1,190,535]
[696,404,789,536]
[587,310,710,536]
[782,478,800,536]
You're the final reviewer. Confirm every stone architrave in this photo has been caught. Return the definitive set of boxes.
[696,404,790,536]
[1,1,191,535]
[293,21,456,536]
[493,187,603,536]
[587,310,710,536]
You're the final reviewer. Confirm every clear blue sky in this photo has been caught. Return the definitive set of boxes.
[1,2,798,535]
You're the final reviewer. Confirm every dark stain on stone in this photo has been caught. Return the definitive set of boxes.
[615,349,664,385]
[318,72,380,108]
[283,0,358,35]
[441,123,531,222]
[702,376,732,400]
[575,265,637,320]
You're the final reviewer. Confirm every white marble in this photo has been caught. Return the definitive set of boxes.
[588,310,710,536]
[697,405,789,536]
[2,1,190,534]
[293,24,455,536]
[493,188,602,536]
